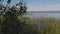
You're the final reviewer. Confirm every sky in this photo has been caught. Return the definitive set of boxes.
[2,0,60,11]
[27,0,60,11]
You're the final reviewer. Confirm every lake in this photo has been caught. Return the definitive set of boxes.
[26,11,60,19]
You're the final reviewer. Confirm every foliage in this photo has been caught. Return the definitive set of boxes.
[38,17,60,34]
[1,14,60,34]
[0,0,60,34]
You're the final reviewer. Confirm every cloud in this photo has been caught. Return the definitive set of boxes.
[27,5,60,11]
[53,5,59,6]
[45,5,59,7]
[46,5,52,7]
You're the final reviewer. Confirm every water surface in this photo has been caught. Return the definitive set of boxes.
[27,11,60,18]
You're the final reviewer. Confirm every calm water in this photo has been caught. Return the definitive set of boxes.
[27,11,60,18]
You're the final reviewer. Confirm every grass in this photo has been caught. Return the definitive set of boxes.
[1,15,60,34]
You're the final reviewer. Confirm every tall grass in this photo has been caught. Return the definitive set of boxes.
[0,15,60,34]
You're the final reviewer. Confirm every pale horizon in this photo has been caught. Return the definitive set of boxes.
[27,0,60,11]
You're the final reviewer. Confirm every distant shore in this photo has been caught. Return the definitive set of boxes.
[27,11,60,13]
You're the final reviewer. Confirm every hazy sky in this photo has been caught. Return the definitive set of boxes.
[27,0,60,11]
[2,0,60,11]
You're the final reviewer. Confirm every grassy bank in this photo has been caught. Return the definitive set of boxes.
[0,15,60,34]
